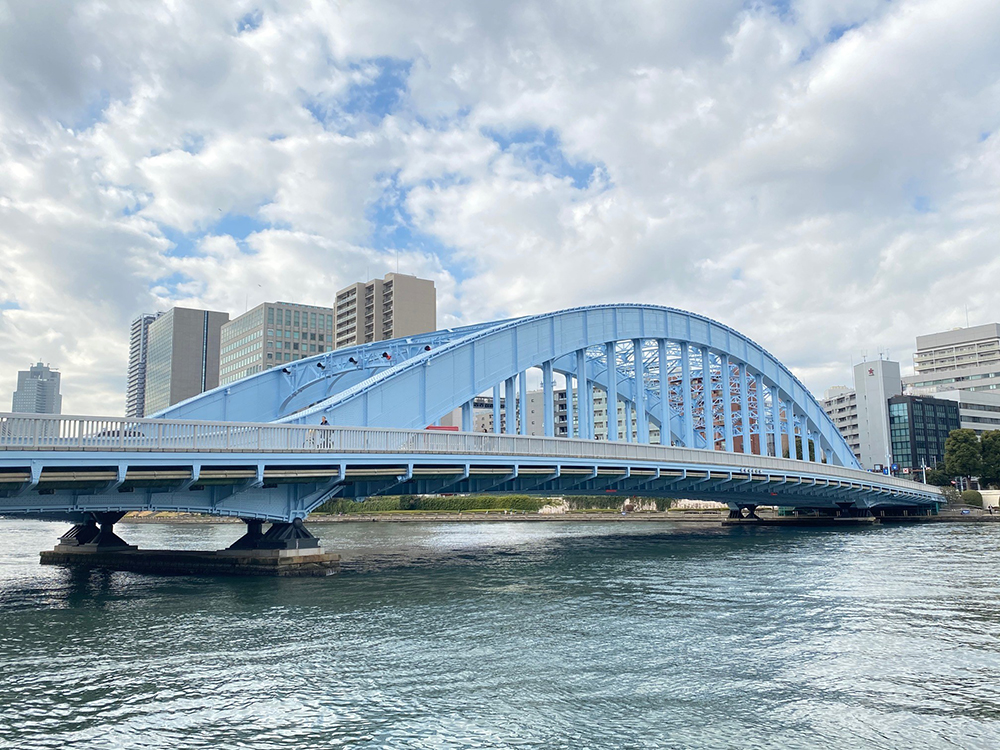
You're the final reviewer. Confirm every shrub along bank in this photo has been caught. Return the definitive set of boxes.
[315,495,675,514]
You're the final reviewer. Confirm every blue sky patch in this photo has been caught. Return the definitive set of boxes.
[237,10,263,33]
[305,57,411,132]
[366,172,474,282]
[63,89,111,133]
[912,196,932,213]
[156,213,270,259]
[483,127,600,190]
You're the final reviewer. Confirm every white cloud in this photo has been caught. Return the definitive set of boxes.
[1,0,999,415]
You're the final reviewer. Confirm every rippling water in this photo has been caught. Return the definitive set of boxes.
[2,518,1000,749]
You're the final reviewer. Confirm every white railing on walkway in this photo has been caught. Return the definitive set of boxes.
[0,412,937,495]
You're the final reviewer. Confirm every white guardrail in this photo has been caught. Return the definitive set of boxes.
[0,413,936,494]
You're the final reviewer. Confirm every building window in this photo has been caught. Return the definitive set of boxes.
[293,343,299,351]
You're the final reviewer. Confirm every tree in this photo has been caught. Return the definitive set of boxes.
[783,436,818,461]
[961,490,984,508]
[944,429,981,481]
[979,431,1000,489]
[924,466,952,486]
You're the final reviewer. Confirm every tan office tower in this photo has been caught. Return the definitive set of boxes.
[334,273,436,348]
[220,302,336,385]
[144,307,230,415]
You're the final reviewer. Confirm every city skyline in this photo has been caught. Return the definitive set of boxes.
[1,1,998,415]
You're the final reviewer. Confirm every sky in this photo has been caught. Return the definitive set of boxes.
[1,0,999,416]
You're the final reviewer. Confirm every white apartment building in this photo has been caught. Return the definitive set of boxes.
[904,323,1000,395]
[931,389,1000,435]
[220,302,336,385]
[334,273,436,349]
[821,385,860,461]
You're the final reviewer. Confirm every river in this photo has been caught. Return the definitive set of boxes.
[1,518,999,749]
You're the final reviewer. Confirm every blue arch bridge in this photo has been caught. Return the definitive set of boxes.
[1,305,941,554]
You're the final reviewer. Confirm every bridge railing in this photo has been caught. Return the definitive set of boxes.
[0,412,932,493]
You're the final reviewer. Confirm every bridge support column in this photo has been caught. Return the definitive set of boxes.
[605,342,618,441]
[576,349,592,440]
[461,400,473,432]
[542,360,554,437]
[702,347,714,450]
[566,374,575,437]
[701,346,715,451]
[770,386,781,459]
[785,402,796,459]
[657,339,670,445]
[634,339,648,444]
[518,370,528,436]
[721,354,734,452]
[492,385,501,434]
[504,377,516,434]
[739,363,751,455]
[753,374,764,455]
[680,342,694,447]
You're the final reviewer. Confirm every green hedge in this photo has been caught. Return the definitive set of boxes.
[315,495,548,513]
[315,494,674,514]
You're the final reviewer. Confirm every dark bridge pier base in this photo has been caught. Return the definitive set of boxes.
[227,517,321,551]
[55,512,135,550]
[41,516,338,577]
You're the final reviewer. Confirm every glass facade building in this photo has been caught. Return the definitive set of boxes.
[888,395,960,472]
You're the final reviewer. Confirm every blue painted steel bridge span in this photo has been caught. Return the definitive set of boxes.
[1,305,941,527]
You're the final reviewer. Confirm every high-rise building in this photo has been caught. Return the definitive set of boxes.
[11,362,62,414]
[821,359,901,470]
[220,302,336,385]
[125,312,163,418]
[904,323,1000,395]
[334,273,436,349]
[144,307,229,415]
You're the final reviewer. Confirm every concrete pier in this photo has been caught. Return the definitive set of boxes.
[40,516,339,577]
[40,546,340,576]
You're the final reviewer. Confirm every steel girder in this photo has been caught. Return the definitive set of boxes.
[0,448,939,522]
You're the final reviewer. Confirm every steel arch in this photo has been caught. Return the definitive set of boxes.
[239,305,860,469]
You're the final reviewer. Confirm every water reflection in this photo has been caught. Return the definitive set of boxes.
[1,519,999,749]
